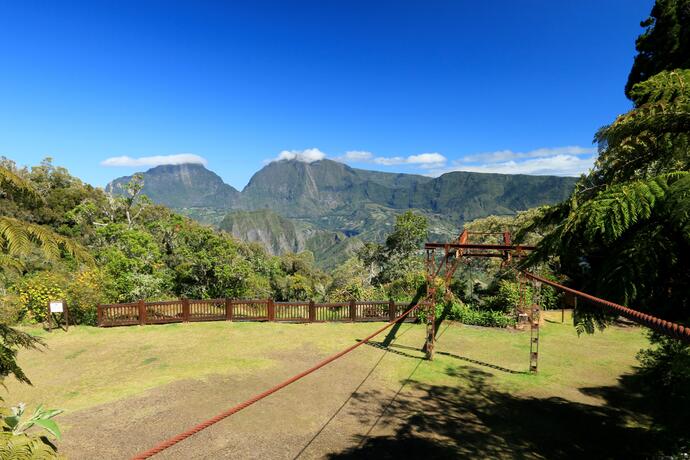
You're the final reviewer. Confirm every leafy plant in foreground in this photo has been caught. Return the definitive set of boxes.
[0,403,63,459]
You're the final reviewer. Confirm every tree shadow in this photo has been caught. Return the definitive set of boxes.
[328,365,670,459]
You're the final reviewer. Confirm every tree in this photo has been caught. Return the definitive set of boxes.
[625,0,690,98]
[357,211,428,297]
[523,70,690,329]
[106,173,149,229]
[522,5,690,446]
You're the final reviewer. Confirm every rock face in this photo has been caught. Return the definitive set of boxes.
[239,159,576,223]
[107,159,577,265]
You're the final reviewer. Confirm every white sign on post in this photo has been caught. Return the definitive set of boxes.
[49,301,64,313]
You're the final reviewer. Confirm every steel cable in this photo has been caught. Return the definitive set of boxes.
[131,302,424,459]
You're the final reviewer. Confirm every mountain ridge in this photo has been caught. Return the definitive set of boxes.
[107,159,577,262]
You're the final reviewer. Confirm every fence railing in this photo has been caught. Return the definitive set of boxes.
[97,298,426,327]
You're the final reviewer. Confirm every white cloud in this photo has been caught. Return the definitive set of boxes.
[372,156,405,166]
[272,148,326,163]
[342,150,373,161]
[101,153,207,167]
[461,145,596,163]
[372,152,447,168]
[444,154,595,176]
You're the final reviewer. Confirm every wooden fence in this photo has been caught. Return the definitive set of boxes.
[97,299,425,327]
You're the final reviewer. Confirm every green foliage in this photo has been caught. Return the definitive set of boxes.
[94,224,170,302]
[636,334,690,450]
[638,336,690,397]
[625,0,690,97]
[219,209,361,270]
[0,403,62,459]
[273,252,329,301]
[357,211,428,291]
[164,217,276,299]
[441,301,514,328]
[484,280,528,314]
[0,431,60,459]
[0,324,44,386]
[526,56,690,328]
[326,258,381,302]
[2,403,62,440]
[523,7,690,430]
[64,269,107,325]
[14,274,65,324]
[595,70,690,186]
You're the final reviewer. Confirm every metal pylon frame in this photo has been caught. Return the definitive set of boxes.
[424,229,538,369]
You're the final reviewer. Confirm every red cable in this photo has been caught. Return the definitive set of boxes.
[523,271,690,343]
[131,303,424,459]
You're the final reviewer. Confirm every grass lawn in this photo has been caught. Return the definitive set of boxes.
[4,311,658,459]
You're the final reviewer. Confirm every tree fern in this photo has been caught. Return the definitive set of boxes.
[594,70,690,184]
[0,217,93,270]
[562,173,686,244]
[659,173,690,244]
[0,167,40,205]
[0,432,59,460]
[0,324,44,385]
[1,165,93,270]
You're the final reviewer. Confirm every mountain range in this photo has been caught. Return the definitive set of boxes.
[108,159,577,266]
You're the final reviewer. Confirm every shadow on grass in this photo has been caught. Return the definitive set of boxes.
[361,340,525,375]
[328,365,677,459]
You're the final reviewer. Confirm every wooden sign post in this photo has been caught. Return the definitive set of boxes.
[47,300,69,332]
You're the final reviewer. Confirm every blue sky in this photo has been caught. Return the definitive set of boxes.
[1,1,652,189]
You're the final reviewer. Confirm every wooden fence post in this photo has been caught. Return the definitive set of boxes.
[268,299,275,321]
[97,303,103,327]
[389,299,396,322]
[350,300,356,322]
[309,300,316,322]
[182,298,190,322]
[138,300,146,326]
[225,298,233,321]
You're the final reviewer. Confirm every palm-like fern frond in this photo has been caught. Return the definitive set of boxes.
[0,167,40,204]
[0,431,59,459]
[562,172,687,244]
[594,70,690,183]
[659,173,690,245]
[0,217,93,268]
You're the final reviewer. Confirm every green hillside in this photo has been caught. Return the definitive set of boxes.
[218,209,362,269]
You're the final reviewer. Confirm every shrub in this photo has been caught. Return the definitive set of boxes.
[15,273,66,324]
[11,269,108,326]
[65,269,108,326]
[484,277,561,313]
[0,402,63,459]
[443,301,514,328]
[421,300,514,328]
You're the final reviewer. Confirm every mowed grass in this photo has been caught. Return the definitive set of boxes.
[5,311,649,415]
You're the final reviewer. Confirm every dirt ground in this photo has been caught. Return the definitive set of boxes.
[59,334,429,459]
[20,314,657,459]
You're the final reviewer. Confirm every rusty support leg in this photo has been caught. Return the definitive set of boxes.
[425,301,435,360]
[502,231,512,266]
[529,279,542,373]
